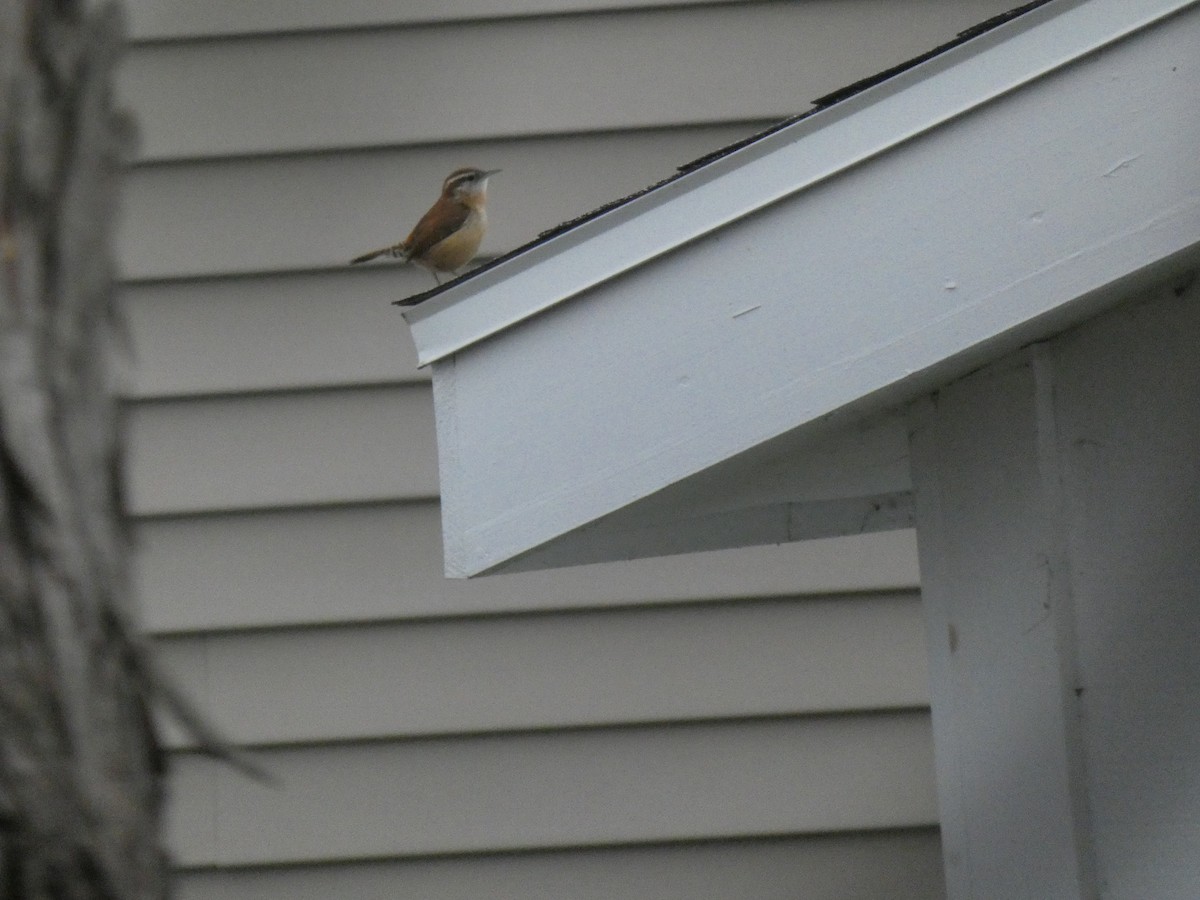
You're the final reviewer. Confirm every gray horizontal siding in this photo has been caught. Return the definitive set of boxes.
[121,271,425,399]
[136,501,920,631]
[175,831,946,900]
[156,592,928,745]
[118,0,1016,161]
[126,0,756,41]
[169,712,937,866]
[127,386,437,515]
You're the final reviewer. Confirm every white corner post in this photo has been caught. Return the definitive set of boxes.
[907,275,1200,900]
[909,350,1096,899]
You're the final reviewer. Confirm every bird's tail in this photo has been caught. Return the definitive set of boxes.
[350,247,387,265]
[350,244,407,265]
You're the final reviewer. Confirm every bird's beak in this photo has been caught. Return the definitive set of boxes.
[483,169,502,177]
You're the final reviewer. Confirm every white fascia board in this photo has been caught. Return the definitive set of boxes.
[421,0,1200,577]
[404,0,1195,366]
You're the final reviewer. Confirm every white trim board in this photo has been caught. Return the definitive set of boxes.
[408,0,1200,576]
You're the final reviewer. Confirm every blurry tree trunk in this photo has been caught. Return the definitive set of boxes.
[0,2,169,897]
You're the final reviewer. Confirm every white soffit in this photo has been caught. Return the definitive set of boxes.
[407,0,1200,577]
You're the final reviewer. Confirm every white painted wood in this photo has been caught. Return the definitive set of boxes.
[125,385,438,515]
[135,500,920,631]
[907,274,1200,898]
[117,0,1018,161]
[487,410,913,574]
[493,491,914,575]
[421,0,1200,575]
[175,831,947,900]
[155,593,928,745]
[908,356,1095,899]
[1042,278,1200,899]
[167,713,938,865]
[118,125,763,281]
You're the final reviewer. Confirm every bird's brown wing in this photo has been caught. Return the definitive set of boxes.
[403,202,472,260]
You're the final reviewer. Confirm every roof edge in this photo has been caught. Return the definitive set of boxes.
[405,0,1196,367]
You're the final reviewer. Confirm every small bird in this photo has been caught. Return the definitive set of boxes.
[350,167,500,284]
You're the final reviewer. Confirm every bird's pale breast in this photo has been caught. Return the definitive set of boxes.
[419,209,486,272]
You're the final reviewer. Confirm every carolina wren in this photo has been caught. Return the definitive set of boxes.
[350,167,499,283]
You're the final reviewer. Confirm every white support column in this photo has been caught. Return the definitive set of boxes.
[907,274,1200,899]
[908,351,1096,900]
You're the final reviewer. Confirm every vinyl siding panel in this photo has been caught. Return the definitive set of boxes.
[119,1,1018,161]
[126,0,760,40]
[113,0,1026,893]
[155,593,928,745]
[121,271,427,398]
[169,712,937,866]
[176,831,946,900]
[127,386,438,515]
